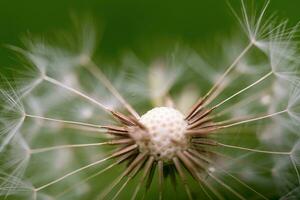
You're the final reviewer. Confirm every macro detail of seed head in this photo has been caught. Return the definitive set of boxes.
[1,0,300,200]
[131,107,189,161]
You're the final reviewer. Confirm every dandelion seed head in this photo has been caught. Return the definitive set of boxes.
[1,1,300,199]
[130,107,188,161]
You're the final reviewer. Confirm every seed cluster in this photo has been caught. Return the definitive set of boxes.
[136,107,189,161]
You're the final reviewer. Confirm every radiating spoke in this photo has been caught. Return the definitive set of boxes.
[113,157,147,200]
[199,154,269,200]
[97,152,147,199]
[158,160,164,200]
[84,60,140,119]
[222,169,268,200]
[55,151,135,198]
[188,71,273,124]
[35,155,113,192]
[111,177,131,200]
[204,42,253,103]
[131,156,155,200]
[290,156,300,185]
[26,114,105,130]
[44,75,111,112]
[182,151,225,200]
[35,144,137,192]
[219,109,287,129]
[187,42,253,119]
[212,71,273,110]
[176,151,213,200]
[30,139,132,154]
[204,73,238,107]
[173,157,193,200]
[217,142,291,155]
[208,172,246,200]
[211,89,268,118]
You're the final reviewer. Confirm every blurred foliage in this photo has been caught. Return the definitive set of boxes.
[0,0,300,64]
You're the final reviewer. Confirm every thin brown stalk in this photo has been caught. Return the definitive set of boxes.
[30,138,133,154]
[158,160,164,200]
[188,117,213,129]
[111,110,136,126]
[35,144,137,192]
[176,152,213,200]
[185,127,219,136]
[25,114,105,130]
[207,172,246,200]
[113,157,147,200]
[173,157,193,200]
[217,142,291,155]
[211,71,273,111]
[44,75,111,113]
[186,42,253,120]
[84,60,140,119]
[56,151,136,198]
[97,152,147,199]
[131,156,155,200]
[183,151,227,200]
[218,109,287,129]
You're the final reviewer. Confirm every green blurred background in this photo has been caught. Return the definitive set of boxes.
[0,1,299,199]
[0,0,299,63]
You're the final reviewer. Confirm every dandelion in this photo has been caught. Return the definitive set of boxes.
[1,0,300,199]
